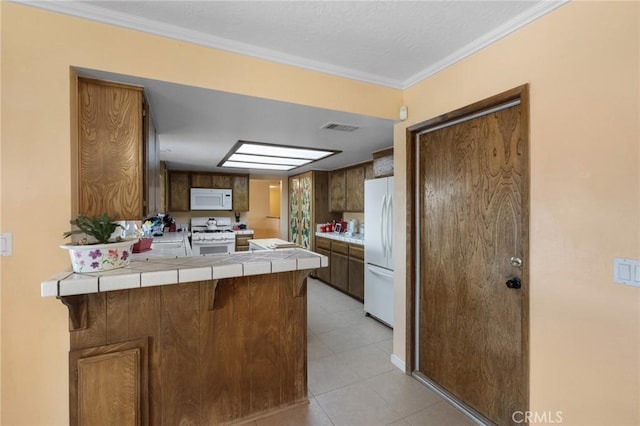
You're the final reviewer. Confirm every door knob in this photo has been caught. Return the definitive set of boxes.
[510,257,523,267]
[505,277,521,289]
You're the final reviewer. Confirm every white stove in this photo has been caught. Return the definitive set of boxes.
[190,217,236,255]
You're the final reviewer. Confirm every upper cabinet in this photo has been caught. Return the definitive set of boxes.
[329,162,370,213]
[167,171,190,212]
[78,77,159,220]
[165,171,250,212]
[329,170,346,212]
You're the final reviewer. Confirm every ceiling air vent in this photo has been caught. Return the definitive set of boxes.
[321,122,359,132]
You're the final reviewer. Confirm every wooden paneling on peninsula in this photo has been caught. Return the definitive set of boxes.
[166,171,250,212]
[43,250,328,426]
[78,77,159,219]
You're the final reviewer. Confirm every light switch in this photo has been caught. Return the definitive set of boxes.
[614,257,640,288]
[0,233,12,256]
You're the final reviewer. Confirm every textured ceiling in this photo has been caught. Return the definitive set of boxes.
[27,0,566,88]
[20,0,566,175]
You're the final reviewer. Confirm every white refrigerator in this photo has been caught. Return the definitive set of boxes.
[364,177,394,327]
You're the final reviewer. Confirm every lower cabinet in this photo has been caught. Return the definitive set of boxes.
[235,233,253,252]
[348,245,365,300]
[69,337,149,426]
[315,236,364,301]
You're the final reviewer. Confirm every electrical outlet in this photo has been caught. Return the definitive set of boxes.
[613,257,640,288]
[0,233,12,256]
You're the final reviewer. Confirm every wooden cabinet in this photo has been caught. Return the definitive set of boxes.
[167,171,190,211]
[364,161,375,180]
[345,166,365,211]
[235,233,253,252]
[330,249,349,293]
[190,173,212,188]
[78,78,159,219]
[329,170,346,212]
[289,171,340,250]
[315,236,365,301]
[165,172,250,212]
[232,175,250,211]
[329,163,367,212]
[69,337,149,426]
[348,245,365,300]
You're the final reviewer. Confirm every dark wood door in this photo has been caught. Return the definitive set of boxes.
[167,171,190,212]
[418,103,527,425]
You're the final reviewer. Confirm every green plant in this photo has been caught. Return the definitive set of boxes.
[63,214,123,244]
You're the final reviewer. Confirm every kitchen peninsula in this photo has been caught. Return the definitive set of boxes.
[42,249,327,425]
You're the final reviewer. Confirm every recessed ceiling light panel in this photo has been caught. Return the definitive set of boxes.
[219,141,341,172]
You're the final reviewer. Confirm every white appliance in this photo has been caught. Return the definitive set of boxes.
[190,216,236,255]
[190,188,232,211]
[364,177,394,327]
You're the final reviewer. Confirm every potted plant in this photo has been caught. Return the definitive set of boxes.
[60,214,139,273]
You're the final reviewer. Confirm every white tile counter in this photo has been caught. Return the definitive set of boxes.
[315,232,364,245]
[42,248,328,298]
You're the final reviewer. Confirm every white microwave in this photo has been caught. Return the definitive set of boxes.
[190,188,233,210]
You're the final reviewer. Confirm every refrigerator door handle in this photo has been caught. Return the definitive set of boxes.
[367,264,394,279]
[387,193,393,260]
[380,194,387,256]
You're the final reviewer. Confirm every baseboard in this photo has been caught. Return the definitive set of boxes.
[390,354,406,372]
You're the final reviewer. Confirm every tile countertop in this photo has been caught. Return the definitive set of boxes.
[315,232,364,245]
[42,249,327,298]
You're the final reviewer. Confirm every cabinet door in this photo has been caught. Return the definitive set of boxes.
[211,175,233,189]
[78,79,144,220]
[330,251,349,292]
[345,166,365,212]
[232,175,250,211]
[348,255,364,301]
[299,174,312,249]
[364,161,375,180]
[190,173,212,188]
[70,337,149,426]
[329,170,346,212]
[316,247,331,283]
[289,177,300,244]
[167,171,190,212]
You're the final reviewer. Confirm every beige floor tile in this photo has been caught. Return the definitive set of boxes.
[308,353,360,395]
[316,382,403,426]
[404,401,476,426]
[308,332,335,361]
[334,343,395,379]
[373,338,393,355]
[388,419,411,426]
[317,320,392,353]
[364,370,443,417]
[256,398,334,426]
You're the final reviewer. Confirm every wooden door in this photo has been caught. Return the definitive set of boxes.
[418,103,528,425]
[232,175,250,211]
[345,166,365,212]
[190,173,212,188]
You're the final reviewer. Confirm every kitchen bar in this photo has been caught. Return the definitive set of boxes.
[41,249,326,425]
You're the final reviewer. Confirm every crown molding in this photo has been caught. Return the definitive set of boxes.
[401,0,569,89]
[15,0,568,90]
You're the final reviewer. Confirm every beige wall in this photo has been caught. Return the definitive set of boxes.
[1,2,638,425]
[392,2,639,424]
[0,4,400,425]
[249,179,281,239]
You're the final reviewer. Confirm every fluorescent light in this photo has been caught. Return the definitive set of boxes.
[221,161,295,171]
[229,153,311,166]
[237,143,333,160]
[218,141,341,172]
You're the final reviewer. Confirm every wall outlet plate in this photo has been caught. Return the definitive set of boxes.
[0,233,12,256]
[613,257,640,288]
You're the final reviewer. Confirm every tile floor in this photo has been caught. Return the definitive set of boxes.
[254,277,475,426]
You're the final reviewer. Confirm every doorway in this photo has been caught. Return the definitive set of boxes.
[406,85,530,425]
[248,178,283,239]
